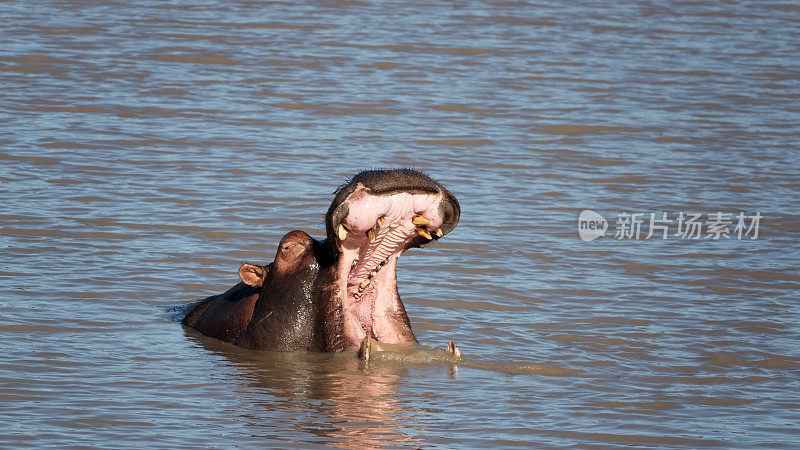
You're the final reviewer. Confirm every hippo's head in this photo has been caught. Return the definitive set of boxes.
[184,168,461,353]
[323,169,460,347]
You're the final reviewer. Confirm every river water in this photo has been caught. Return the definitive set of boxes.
[2,0,799,448]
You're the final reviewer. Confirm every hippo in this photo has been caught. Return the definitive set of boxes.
[182,169,461,358]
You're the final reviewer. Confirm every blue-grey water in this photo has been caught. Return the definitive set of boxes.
[2,0,799,448]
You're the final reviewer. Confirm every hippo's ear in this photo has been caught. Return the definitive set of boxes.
[238,263,268,287]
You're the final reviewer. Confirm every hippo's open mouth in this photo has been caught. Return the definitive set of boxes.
[326,169,460,345]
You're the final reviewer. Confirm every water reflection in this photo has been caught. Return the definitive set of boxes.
[185,331,429,448]
[181,323,584,447]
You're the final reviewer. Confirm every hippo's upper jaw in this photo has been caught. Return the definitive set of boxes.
[325,169,460,347]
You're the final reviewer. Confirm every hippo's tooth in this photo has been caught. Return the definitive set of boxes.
[367,258,388,278]
[367,229,375,242]
[412,214,433,226]
[358,336,371,361]
[338,224,348,241]
[433,228,443,238]
[359,279,370,289]
[416,227,432,240]
[377,216,385,227]
[446,340,461,357]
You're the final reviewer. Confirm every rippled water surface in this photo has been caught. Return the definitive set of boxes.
[2,0,799,448]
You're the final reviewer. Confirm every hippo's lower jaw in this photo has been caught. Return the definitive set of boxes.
[357,335,461,362]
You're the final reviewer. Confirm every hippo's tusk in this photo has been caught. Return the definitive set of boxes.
[412,214,433,226]
[416,227,432,240]
[358,336,371,361]
[446,340,461,357]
